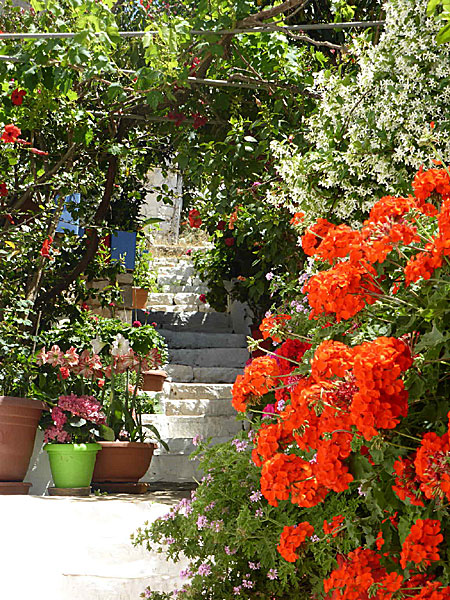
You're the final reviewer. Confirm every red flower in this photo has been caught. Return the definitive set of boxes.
[81,302,89,311]
[167,111,186,127]
[188,209,202,228]
[400,519,443,569]
[132,320,142,327]
[217,220,226,231]
[59,366,70,380]
[40,235,53,258]
[224,237,235,247]
[0,183,8,197]
[11,88,26,106]
[199,294,207,304]
[277,522,314,562]
[192,113,208,129]
[1,124,21,143]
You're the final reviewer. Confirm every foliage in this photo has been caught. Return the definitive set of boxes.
[133,233,160,292]
[272,0,450,224]
[428,0,450,44]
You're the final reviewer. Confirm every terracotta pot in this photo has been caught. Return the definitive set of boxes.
[141,370,168,392]
[92,441,156,483]
[0,396,44,483]
[132,287,149,309]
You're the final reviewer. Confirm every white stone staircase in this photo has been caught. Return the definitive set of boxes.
[135,250,249,483]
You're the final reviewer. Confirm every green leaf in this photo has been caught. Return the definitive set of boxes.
[143,424,169,451]
[98,424,115,441]
[437,22,450,44]
[427,0,442,15]
[146,90,164,109]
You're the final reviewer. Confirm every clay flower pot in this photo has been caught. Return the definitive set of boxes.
[0,396,44,494]
[92,441,156,483]
[132,287,149,310]
[141,370,168,392]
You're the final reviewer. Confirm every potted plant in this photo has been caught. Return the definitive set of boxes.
[132,234,159,309]
[35,313,169,487]
[40,393,111,490]
[0,299,45,494]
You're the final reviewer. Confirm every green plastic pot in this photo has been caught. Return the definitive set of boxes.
[44,443,102,488]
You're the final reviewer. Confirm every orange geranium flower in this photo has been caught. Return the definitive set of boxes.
[392,456,425,507]
[259,313,291,343]
[304,261,380,322]
[413,166,450,201]
[231,356,280,412]
[400,519,443,569]
[311,340,355,381]
[277,522,314,562]
[414,430,450,503]
[323,514,344,538]
[301,218,335,256]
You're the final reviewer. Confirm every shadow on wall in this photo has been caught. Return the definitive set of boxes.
[25,430,52,496]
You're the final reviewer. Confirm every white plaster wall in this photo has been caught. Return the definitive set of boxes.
[141,169,183,244]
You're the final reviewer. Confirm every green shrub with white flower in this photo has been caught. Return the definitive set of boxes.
[271,0,450,224]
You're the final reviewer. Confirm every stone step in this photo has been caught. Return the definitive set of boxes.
[144,415,241,445]
[145,303,213,313]
[161,283,208,294]
[146,292,203,306]
[166,364,243,383]
[136,310,233,332]
[159,330,247,349]
[164,398,235,417]
[169,382,233,399]
[168,347,249,368]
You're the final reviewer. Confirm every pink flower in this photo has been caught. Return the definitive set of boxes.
[97,378,105,388]
[58,394,106,425]
[132,320,142,327]
[58,366,70,380]
[62,347,79,368]
[47,345,63,367]
[262,403,276,416]
[36,347,48,366]
[51,406,67,428]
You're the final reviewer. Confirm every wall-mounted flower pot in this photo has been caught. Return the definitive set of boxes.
[92,441,156,483]
[132,287,149,309]
[44,443,102,488]
[141,370,167,392]
[0,396,44,495]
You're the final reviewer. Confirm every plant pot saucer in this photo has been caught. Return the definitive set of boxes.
[91,482,150,494]
[0,482,32,495]
[48,486,91,497]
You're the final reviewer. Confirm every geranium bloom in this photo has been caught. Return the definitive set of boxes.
[1,124,21,143]
[192,113,207,129]
[277,522,314,562]
[0,183,8,196]
[11,88,26,105]
[304,261,380,322]
[392,456,424,506]
[275,338,311,375]
[224,236,235,246]
[188,209,202,228]
[414,430,450,503]
[311,340,354,381]
[323,514,344,538]
[301,218,335,256]
[232,356,280,412]
[413,166,450,201]
[400,519,443,569]
[259,314,291,344]
[324,547,403,600]
[40,236,53,258]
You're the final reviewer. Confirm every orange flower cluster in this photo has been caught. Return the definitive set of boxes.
[415,430,450,503]
[313,224,361,263]
[407,582,450,600]
[323,548,404,600]
[259,314,291,344]
[311,340,354,381]
[277,522,314,562]
[323,514,344,538]
[231,356,280,412]
[412,166,450,201]
[392,415,450,506]
[260,453,327,508]
[304,261,380,322]
[302,218,336,256]
[351,337,412,440]
[400,519,443,569]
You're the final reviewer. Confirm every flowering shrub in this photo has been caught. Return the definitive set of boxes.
[138,165,450,599]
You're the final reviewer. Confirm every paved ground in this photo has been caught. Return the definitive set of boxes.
[1,488,191,600]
